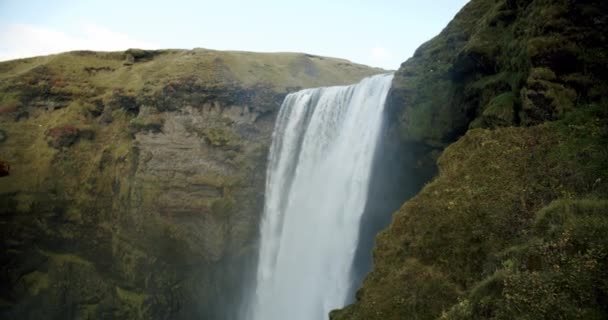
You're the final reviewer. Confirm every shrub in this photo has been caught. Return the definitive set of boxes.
[128,115,164,136]
[45,125,94,149]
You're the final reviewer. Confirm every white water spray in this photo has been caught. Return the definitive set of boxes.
[247,73,394,320]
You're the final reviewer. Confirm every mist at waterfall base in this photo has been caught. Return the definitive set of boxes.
[238,73,419,320]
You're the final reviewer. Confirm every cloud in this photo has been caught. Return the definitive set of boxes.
[0,23,158,61]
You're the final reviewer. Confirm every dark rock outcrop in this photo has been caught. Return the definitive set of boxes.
[0,160,8,177]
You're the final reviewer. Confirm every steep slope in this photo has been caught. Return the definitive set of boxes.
[0,49,383,319]
[333,0,608,319]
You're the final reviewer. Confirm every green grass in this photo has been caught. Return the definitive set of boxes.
[0,49,383,97]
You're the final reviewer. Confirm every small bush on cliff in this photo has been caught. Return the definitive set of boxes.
[128,115,164,136]
[0,101,20,115]
[125,48,162,62]
[203,127,241,151]
[211,197,236,216]
[45,125,95,149]
[109,90,139,115]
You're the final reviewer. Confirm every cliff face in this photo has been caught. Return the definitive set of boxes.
[0,49,382,319]
[333,0,608,319]
[2,0,607,318]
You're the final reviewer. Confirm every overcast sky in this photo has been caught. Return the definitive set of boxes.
[0,0,469,70]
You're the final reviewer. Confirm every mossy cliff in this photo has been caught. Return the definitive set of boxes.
[0,49,382,319]
[333,0,608,319]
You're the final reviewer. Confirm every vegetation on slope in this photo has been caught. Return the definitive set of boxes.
[335,106,608,319]
[334,0,608,319]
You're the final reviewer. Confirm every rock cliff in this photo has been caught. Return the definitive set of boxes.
[2,0,607,318]
[0,48,382,319]
[333,0,608,319]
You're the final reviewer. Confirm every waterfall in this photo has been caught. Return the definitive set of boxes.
[247,73,394,320]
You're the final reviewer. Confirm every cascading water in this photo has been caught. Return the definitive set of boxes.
[247,73,394,320]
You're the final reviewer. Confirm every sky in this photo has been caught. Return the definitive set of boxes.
[0,0,469,70]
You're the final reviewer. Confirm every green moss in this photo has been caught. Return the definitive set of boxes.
[203,127,239,148]
[470,92,516,128]
[210,197,236,216]
[79,303,101,319]
[442,199,608,319]
[520,72,578,125]
[440,271,508,320]
[41,250,94,267]
[129,114,164,136]
[22,271,50,296]
[115,286,149,318]
[529,67,557,81]
[54,206,83,224]
[116,286,147,305]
